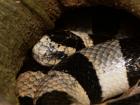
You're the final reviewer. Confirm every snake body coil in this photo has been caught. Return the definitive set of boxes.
[16,30,140,105]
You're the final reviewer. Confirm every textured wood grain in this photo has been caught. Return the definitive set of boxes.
[0,0,47,104]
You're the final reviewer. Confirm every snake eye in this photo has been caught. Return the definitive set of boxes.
[58,44,60,47]
[53,51,67,59]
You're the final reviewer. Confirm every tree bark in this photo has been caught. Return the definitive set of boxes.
[0,0,59,104]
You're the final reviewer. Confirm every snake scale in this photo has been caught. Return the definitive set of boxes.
[16,30,140,105]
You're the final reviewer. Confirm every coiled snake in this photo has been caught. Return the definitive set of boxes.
[16,30,140,105]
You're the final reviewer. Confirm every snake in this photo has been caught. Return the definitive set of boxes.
[16,30,140,105]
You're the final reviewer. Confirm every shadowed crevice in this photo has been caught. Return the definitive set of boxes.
[36,91,75,105]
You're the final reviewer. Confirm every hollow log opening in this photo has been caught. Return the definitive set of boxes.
[55,6,140,42]
[17,5,140,105]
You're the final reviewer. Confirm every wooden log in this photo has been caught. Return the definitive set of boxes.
[60,0,140,19]
[0,0,61,104]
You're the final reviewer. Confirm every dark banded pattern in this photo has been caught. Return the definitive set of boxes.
[119,38,140,86]
[32,38,140,104]
[17,35,140,105]
[36,91,75,105]
[48,30,85,50]
[18,96,33,105]
[53,53,102,104]
[35,71,90,105]
[79,39,130,102]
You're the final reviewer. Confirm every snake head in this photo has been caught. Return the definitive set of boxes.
[32,35,67,66]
